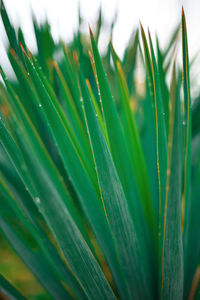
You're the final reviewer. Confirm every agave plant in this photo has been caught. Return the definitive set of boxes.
[0,1,199,299]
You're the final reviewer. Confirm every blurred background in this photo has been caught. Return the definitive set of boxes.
[0,0,200,77]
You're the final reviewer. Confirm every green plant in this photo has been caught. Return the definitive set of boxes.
[0,1,199,299]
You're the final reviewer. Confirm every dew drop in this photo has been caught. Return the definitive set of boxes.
[25,186,29,191]
[96,113,98,117]
[80,97,83,102]
[35,197,40,204]
[39,103,42,107]
[183,121,186,125]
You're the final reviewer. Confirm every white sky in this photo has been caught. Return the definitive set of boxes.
[0,0,200,76]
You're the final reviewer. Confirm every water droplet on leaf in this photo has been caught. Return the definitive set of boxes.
[35,197,40,204]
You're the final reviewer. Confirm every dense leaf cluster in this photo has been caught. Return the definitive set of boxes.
[0,2,199,299]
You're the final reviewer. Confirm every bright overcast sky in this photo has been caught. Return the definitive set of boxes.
[0,0,200,76]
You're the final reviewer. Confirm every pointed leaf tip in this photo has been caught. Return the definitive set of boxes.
[147,27,151,38]
[19,42,26,54]
[89,24,93,36]
[1,0,5,11]
[140,22,145,36]
[182,7,186,24]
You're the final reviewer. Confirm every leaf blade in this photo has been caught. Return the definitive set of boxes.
[161,65,183,299]
[79,64,153,300]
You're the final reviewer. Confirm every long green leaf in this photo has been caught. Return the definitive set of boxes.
[183,137,200,299]
[19,48,132,298]
[0,215,72,300]
[181,8,192,230]
[0,1,22,61]
[111,43,156,238]
[161,64,183,299]
[141,25,167,253]
[0,274,26,300]
[89,27,145,240]
[79,64,153,300]
[0,117,115,300]
[182,11,192,299]
[0,174,86,300]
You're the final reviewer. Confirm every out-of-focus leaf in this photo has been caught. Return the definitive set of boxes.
[122,30,139,94]
[0,274,26,300]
